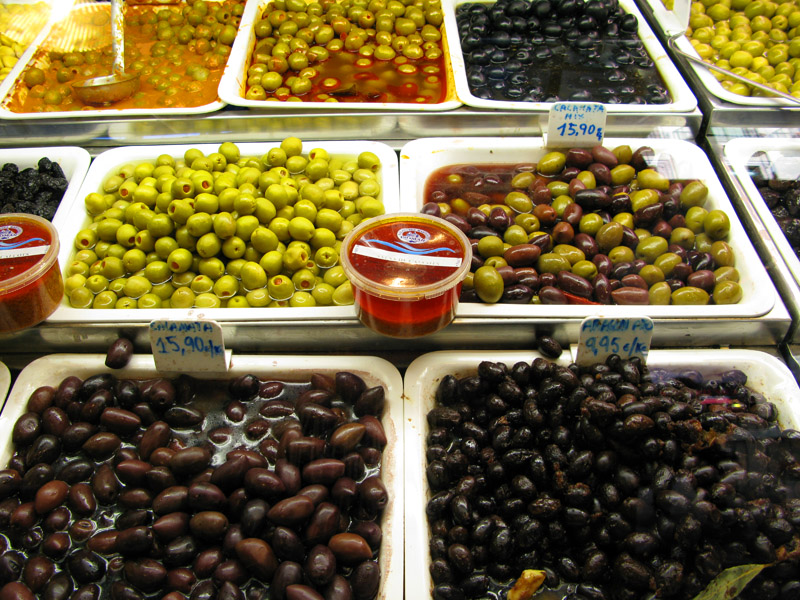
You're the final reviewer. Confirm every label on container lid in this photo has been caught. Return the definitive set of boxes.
[344,215,470,298]
[0,217,53,286]
[575,317,653,366]
[546,102,606,148]
[150,319,230,374]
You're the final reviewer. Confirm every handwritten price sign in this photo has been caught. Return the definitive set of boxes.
[576,317,653,366]
[149,319,229,373]
[546,102,607,148]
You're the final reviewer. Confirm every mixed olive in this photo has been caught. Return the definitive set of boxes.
[749,161,800,257]
[686,0,800,98]
[425,356,800,599]
[421,143,744,306]
[456,0,670,104]
[65,137,386,309]
[245,0,447,103]
[0,367,389,600]
[7,0,245,113]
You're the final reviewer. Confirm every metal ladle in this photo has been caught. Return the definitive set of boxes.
[72,0,139,105]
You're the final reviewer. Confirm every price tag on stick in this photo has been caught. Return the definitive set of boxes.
[150,319,230,374]
[546,102,607,148]
[576,317,653,366]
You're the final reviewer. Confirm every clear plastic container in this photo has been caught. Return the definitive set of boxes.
[0,213,62,332]
[340,213,471,338]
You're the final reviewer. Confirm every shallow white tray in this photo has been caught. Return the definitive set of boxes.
[404,348,800,600]
[1,353,403,600]
[445,0,697,112]
[725,138,800,287]
[643,0,798,108]
[0,146,91,225]
[399,136,777,319]
[0,2,230,120]
[218,0,461,111]
[49,140,399,325]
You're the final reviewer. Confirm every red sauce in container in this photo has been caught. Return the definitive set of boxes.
[0,214,63,332]
[340,213,471,338]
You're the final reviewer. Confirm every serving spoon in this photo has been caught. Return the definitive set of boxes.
[71,0,139,105]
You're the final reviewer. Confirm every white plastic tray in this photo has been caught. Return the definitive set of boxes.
[399,136,777,319]
[48,140,399,325]
[218,0,462,111]
[643,0,798,108]
[404,348,800,600]
[0,146,91,224]
[0,2,229,120]
[444,0,697,112]
[725,138,800,286]
[1,353,403,600]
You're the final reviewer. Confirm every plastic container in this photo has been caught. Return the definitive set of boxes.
[340,213,472,338]
[0,213,62,332]
[0,353,404,600]
[404,348,800,600]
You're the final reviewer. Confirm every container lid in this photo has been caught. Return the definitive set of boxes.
[341,213,472,301]
[0,213,60,295]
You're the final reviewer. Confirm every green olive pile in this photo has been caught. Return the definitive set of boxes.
[65,137,386,310]
[421,144,744,306]
[245,0,446,103]
[687,0,800,98]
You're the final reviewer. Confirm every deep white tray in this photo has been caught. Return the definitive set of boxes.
[2,352,404,600]
[404,348,800,600]
[399,136,777,319]
[219,0,462,111]
[445,0,697,112]
[725,138,800,287]
[49,140,399,325]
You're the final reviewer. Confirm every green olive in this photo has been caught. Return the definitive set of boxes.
[268,274,295,300]
[222,236,247,260]
[648,281,672,305]
[608,246,634,264]
[538,152,566,176]
[332,281,354,306]
[123,275,152,299]
[712,280,743,304]
[635,169,670,191]
[547,180,569,198]
[610,164,636,186]
[595,222,624,253]
[477,235,504,258]
[571,260,598,280]
[311,282,335,306]
[260,250,284,276]
[122,249,147,273]
[639,264,665,286]
[669,227,695,250]
[685,206,709,234]
[144,261,171,284]
[93,290,118,309]
[85,274,110,294]
[69,286,94,308]
[711,240,735,267]
[212,274,239,299]
[680,181,709,208]
[635,236,668,264]
[537,252,571,274]
[291,268,317,291]
[240,261,268,291]
[703,209,731,240]
[653,252,683,277]
[553,244,585,265]
[473,266,504,303]
[168,248,194,273]
[671,286,710,305]
[101,256,125,280]
[578,213,603,236]
[714,265,740,283]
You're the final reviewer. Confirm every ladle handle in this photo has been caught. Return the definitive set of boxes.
[112,0,125,76]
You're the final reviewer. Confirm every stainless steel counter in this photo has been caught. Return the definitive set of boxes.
[0,105,703,153]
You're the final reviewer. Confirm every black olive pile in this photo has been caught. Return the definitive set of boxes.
[0,158,69,221]
[753,176,800,258]
[0,370,388,600]
[456,0,671,104]
[425,356,800,600]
